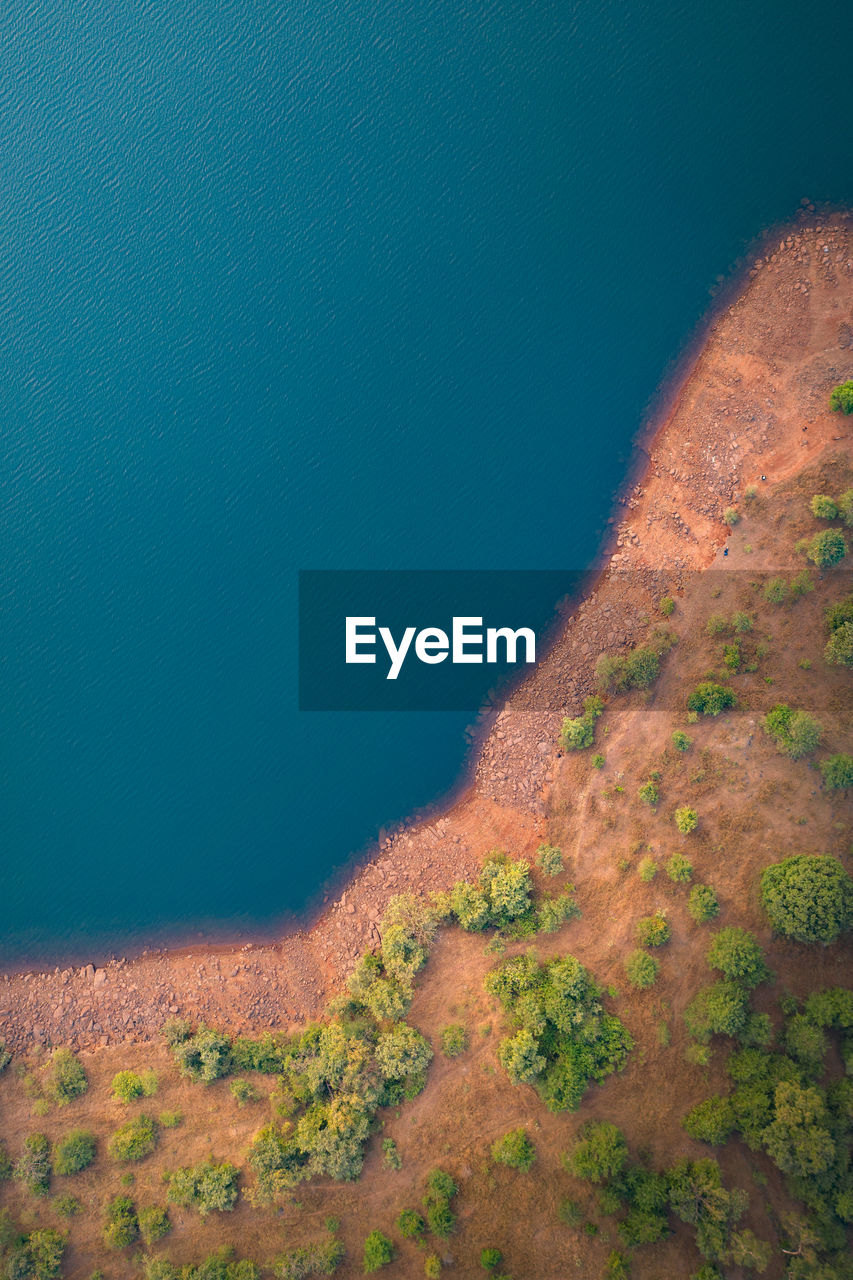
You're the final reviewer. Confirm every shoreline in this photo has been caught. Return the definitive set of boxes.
[2,206,852,1052]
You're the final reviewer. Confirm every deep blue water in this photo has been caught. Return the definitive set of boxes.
[2,0,853,963]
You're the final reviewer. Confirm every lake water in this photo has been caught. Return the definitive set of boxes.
[2,0,853,962]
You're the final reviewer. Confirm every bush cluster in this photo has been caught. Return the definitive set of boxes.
[763,704,822,759]
[687,683,735,717]
[167,1160,240,1217]
[595,636,672,694]
[560,695,604,751]
[486,952,632,1112]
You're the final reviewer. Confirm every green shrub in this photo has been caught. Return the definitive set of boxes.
[687,683,735,717]
[624,950,658,990]
[592,753,605,768]
[829,380,853,413]
[672,730,691,752]
[674,806,698,834]
[275,1236,345,1279]
[803,528,847,568]
[636,913,671,947]
[820,753,853,790]
[638,780,659,807]
[170,1026,232,1083]
[497,1029,545,1084]
[423,1169,457,1238]
[363,1230,393,1273]
[15,1134,52,1196]
[761,854,853,943]
[53,1129,96,1176]
[5,1227,67,1280]
[838,488,853,526]
[825,620,853,665]
[811,494,839,520]
[104,1195,139,1249]
[230,1078,259,1107]
[763,703,822,759]
[108,1114,158,1163]
[53,1193,81,1218]
[688,885,719,924]
[491,1128,536,1171]
[684,981,749,1041]
[637,856,657,883]
[44,1049,87,1106]
[596,645,664,694]
[381,1138,401,1170]
[732,612,753,633]
[111,1069,157,1103]
[0,1142,12,1181]
[167,1159,240,1216]
[480,1247,502,1272]
[763,576,788,604]
[138,1206,171,1245]
[536,843,563,876]
[0,1042,10,1074]
[565,1121,627,1183]
[536,891,580,934]
[439,1024,468,1058]
[666,853,693,883]
[560,695,603,750]
[660,596,675,616]
[397,1208,425,1238]
[706,927,769,988]
[424,1256,441,1279]
[682,1095,736,1145]
[159,1110,182,1129]
[723,507,740,527]
[706,613,728,636]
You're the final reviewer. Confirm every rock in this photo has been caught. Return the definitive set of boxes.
[93,969,107,988]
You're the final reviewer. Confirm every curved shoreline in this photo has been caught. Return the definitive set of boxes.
[2,207,852,1052]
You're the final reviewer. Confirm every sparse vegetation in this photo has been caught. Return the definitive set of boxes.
[14,1134,52,1196]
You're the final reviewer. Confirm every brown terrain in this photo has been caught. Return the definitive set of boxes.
[0,208,852,1279]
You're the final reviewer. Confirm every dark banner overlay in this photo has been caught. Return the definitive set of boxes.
[298,570,586,710]
[299,568,853,712]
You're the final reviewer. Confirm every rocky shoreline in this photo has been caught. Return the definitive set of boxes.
[3,209,852,1056]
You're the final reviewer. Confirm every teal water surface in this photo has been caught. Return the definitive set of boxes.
[2,0,853,962]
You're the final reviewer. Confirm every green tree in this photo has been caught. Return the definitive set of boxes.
[684,981,749,1041]
[44,1049,87,1106]
[674,806,698,834]
[397,1208,425,1238]
[804,528,847,568]
[536,843,563,876]
[53,1130,96,1176]
[363,1230,393,1272]
[761,854,853,943]
[374,1024,432,1082]
[688,885,719,924]
[439,1024,467,1057]
[15,1134,52,1196]
[811,495,839,519]
[825,620,853,666]
[167,1160,240,1216]
[761,1081,835,1177]
[829,380,853,413]
[565,1121,627,1183]
[763,704,822,759]
[706,928,769,988]
[683,1097,736,1145]
[104,1195,139,1249]
[687,683,736,717]
[138,1206,171,1245]
[636,913,671,947]
[820,753,853,790]
[108,1114,158,1163]
[497,1029,545,1084]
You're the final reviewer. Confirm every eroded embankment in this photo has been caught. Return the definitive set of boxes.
[2,209,852,1054]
